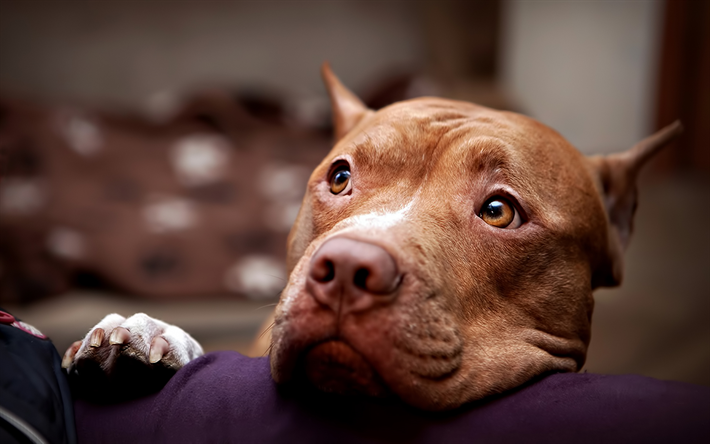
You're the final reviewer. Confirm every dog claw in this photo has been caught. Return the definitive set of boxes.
[109,327,131,345]
[89,329,104,347]
[62,341,82,368]
[149,336,170,364]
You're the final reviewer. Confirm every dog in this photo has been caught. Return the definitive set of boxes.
[63,63,682,410]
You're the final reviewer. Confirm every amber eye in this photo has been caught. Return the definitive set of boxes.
[329,166,351,194]
[479,197,519,228]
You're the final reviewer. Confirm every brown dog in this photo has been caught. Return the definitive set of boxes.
[64,64,682,410]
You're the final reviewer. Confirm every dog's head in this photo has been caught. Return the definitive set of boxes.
[269,64,682,410]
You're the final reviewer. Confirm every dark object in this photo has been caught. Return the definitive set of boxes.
[75,351,710,444]
[0,309,77,444]
[654,0,710,171]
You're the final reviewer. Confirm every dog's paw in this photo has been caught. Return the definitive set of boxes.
[63,313,203,401]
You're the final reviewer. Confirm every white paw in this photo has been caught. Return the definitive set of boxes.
[63,313,203,400]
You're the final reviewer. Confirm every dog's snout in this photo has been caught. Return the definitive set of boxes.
[308,237,401,314]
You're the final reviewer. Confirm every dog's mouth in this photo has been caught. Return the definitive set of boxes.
[296,339,390,397]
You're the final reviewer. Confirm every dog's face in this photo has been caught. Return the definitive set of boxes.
[269,65,681,410]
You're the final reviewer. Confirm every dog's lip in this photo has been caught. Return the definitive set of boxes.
[293,337,391,397]
[298,336,366,372]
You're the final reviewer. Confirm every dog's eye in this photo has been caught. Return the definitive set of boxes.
[479,197,521,228]
[329,165,351,194]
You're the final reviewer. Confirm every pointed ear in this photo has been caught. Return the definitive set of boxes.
[321,62,371,141]
[589,121,683,286]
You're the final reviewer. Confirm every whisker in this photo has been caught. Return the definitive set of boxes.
[251,303,277,313]
[259,322,276,357]
[264,342,274,357]
[257,321,276,341]
[249,287,283,312]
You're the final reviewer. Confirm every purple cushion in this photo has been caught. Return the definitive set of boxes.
[74,351,709,444]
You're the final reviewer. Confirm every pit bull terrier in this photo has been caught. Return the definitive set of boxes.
[63,64,682,410]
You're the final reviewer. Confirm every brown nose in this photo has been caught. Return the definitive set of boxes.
[307,237,401,314]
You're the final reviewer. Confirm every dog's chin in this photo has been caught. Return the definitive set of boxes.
[300,340,390,398]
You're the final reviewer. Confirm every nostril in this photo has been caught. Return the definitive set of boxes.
[353,268,369,290]
[312,259,335,282]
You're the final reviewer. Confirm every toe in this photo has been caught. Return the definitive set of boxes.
[109,327,131,345]
[149,336,170,364]
[89,328,105,347]
[62,341,82,368]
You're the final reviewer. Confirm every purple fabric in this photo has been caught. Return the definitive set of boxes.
[74,351,709,444]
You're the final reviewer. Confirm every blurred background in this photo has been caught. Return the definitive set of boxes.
[0,0,708,386]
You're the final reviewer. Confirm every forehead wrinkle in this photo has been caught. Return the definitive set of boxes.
[352,120,449,185]
[350,101,482,172]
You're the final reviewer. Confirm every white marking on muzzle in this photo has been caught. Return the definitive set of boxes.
[333,195,416,234]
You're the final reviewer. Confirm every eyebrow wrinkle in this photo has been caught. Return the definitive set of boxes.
[468,140,511,175]
[352,132,378,169]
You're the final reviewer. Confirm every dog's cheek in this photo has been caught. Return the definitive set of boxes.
[511,246,593,342]
[485,236,593,372]
[465,223,592,333]
[447,225,593,388]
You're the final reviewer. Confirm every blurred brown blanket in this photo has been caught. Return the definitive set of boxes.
[0,72,438,303]
[0,89,333,303]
